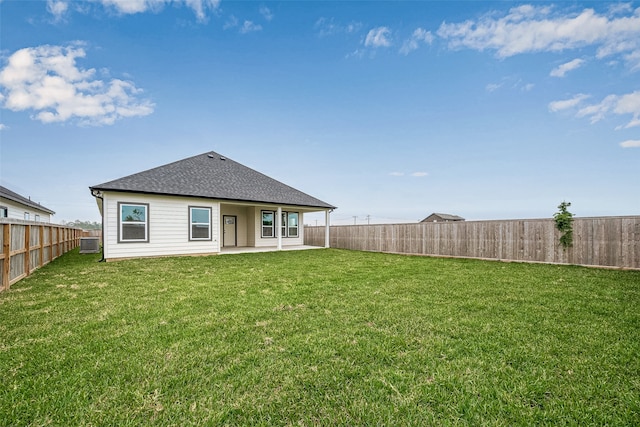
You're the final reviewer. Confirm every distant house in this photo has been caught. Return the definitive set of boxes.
[89,151,336,261]
[421,213,465,223]
[0,185,55,222]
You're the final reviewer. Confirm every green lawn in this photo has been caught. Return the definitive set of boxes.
[1,249,638,426]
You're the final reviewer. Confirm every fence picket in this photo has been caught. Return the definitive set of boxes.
[305,216,640,269]
[0,221,83,292]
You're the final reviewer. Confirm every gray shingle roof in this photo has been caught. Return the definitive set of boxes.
[421,213,465,222]
[0,185,55,214]
[90,151,336,209]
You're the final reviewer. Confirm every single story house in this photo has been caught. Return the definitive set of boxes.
[89,151,336,261]
[421,213,465,223]
[0,185,55,222]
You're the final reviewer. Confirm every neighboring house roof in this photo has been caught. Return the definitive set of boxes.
[421,213,465,222]
[90,151,336,209]
[0,185,55,214]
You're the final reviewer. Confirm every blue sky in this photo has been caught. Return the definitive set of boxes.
[1,0,638,225]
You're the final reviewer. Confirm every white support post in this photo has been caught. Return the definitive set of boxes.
[324,210,331,248]
[277,207,282,250]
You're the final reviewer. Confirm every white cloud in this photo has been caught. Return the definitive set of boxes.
[486,83,502,92]
[400,28,434,55]
[0,124,7,131]
[522,83,535,92]
[486,76,534,93]
[47,0,68,21]
[625,50,640,71]
[315,17,362,37]
[365,27,392,48]
[621,116,640,129]
[548,94,590,112]
[99,0,148,14]
[0,44,154,126]
[223,15,238,30]
[579,91,640,127]
[437,5,640,69]
[620,139,640,148]
[259,6,273,22]
[65,0,220,22]
[183,0,220,22]
[315,17,339,37]
[550,91,640,129]
[577,94,619,123]
[608,3,633,15]
[239,20,262,34]
[550,58,586,77]
[345,49,365,60]
[614,90,640,117]
[345,22,362,34]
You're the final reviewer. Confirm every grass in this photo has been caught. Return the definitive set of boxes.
[1,248,639,426]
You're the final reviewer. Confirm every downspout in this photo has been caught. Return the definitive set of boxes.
[90,189,106,262]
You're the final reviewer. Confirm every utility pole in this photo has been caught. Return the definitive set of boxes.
[353,216,357,225]
[366,215,371,225]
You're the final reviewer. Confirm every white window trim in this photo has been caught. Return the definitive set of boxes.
[263,210,299,238]
[288,212,299,238]
[261,210,274,238]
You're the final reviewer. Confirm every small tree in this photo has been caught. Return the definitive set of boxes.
[554,201,574,249]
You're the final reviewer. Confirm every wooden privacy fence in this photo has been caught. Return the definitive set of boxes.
[305,216,640,270]
[0,220,83,292]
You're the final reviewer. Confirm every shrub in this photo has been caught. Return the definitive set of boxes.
[554,201,574,249]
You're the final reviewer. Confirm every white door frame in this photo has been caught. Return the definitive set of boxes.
[223,215,237,247]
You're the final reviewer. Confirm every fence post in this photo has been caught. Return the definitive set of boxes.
[2,224,10,291]
[57,227,61,259]
[49,226,54,259]
[25,224,31,278]
[39,225,44,268]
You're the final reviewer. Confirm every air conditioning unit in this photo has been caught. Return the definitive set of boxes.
[80,237,100,254]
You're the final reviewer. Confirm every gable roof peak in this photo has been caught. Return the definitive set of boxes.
[90,151,335,209]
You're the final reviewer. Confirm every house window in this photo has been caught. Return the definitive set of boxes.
[189,207,211,241]
[35,214,40,222]
[119,203,149,242]
[24,212,30,221]
[288,212,299,237]
[0,206,7,218]
[262,211,274,237]
[263,210,299,238]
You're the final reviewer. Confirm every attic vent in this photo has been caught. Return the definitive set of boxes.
[207,153,215,158]
[220,156,226,161]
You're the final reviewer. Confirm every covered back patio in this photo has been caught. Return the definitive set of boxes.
[219,202,331,251]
